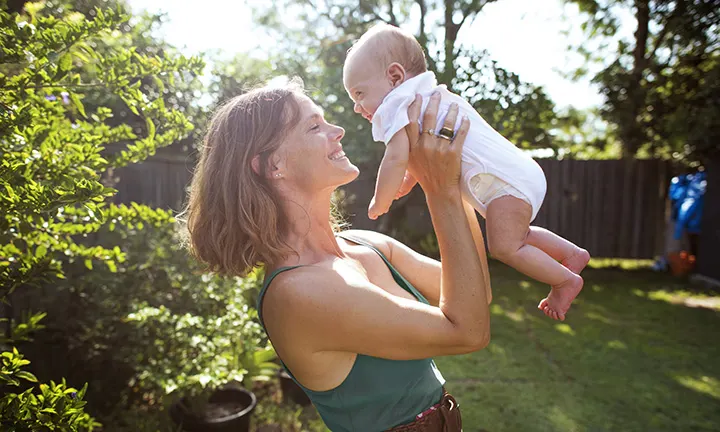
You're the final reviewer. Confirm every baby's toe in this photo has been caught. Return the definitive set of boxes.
[538,298,549,310]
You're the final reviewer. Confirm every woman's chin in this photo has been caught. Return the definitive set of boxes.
[337,163,360,186]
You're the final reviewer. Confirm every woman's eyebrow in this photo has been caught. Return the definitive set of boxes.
[306,110,325,122]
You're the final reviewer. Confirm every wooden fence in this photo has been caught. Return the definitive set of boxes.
[111,152,195,212]
[534,159,670,259]
[697,158,719,282]
[112,155,671,259]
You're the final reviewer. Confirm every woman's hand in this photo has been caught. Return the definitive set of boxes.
[404,93,469,197]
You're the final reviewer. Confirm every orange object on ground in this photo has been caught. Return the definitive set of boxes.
[668,251,696,276]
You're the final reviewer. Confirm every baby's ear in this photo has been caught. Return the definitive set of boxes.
[387,62,406,87]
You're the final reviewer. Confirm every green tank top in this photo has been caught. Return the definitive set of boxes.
[257,234,445,432]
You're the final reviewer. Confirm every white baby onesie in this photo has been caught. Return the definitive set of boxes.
[371,71,547,221]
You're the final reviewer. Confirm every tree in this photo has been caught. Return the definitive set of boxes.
[0,0,203,427]
[253,0,561,161]
[209,54,275,105]
[248,0,563,241]
[565,0,719,164]
[40,0,209,155]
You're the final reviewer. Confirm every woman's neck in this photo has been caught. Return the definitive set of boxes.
[276,188,344,267]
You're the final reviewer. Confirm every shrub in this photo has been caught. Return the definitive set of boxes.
[0,2,202,428]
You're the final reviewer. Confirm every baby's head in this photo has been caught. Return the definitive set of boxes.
[343,23,427,122]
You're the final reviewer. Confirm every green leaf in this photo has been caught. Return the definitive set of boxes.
[69,93,86,118]
[58,52,72,74]
[4,184,17,201]
[151,75,165,93]
[35,245,47,259]
[145,117,156,140]
[84,259,93,270]
[254,348,277,364]
[15,371,38,383]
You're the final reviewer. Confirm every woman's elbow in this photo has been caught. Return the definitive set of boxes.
[444,310,491,353]
[467,330,491,352]
[456,325,491,353]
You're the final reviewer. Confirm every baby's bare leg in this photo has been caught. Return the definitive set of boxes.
[486,196,582,321]
[526,227,590,274]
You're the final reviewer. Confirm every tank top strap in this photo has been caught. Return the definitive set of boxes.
[336,233,430,305]
[257,265,305,328]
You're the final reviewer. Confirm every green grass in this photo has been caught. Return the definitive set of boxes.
[435,262,720,432]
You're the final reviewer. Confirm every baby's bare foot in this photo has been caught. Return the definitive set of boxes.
[537,274,584,321]
[562,248,590,274]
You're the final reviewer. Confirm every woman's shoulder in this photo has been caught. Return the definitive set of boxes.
[265,262,334,291]
[263,230,410,304]
[338,229,394,258]
[262,264,346,317]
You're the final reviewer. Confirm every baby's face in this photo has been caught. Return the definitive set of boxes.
[343,52,393,122]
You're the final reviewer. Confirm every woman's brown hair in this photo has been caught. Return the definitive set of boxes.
[181,81,304,276]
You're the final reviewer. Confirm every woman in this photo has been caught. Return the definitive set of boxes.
[183,82,492,431]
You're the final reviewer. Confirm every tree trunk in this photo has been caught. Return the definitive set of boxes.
[622,0,650,158]
[416,0,437,72]
[442,0,460,85]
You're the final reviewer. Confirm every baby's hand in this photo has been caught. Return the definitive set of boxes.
[368,197,391,220]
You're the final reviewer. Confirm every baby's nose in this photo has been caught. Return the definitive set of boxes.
[353,103,362,114]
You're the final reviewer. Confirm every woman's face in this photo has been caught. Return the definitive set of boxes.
[275,95,359,192]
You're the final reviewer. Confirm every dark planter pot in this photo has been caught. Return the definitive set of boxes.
[170,387,257,432]
[278,370,311,406]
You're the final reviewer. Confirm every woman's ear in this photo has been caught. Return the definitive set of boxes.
[387,63,406,88]
[252,153,284,180]
[251,155,263,176]
[268,152,285,179]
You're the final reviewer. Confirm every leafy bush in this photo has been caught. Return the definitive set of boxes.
[126,269,276,398]
[80,222,278,404]
[0,1,202,428]
[22,220,278,428]
[0,348,99,431]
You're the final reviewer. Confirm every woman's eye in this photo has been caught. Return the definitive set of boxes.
[310,124,320,131]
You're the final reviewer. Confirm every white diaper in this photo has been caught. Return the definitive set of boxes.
[468,173,532,208]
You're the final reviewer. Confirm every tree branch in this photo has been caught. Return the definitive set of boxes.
[458,0,480,28]
[648,0,686,61]
[387,0,398,26]
[416,0,436,72]
[11,83,109,91]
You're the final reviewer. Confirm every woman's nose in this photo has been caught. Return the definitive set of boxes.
[331,125,345,141]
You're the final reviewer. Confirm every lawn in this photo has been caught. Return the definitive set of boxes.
[434,261,720,432]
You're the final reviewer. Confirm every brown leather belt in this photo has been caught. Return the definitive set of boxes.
[385,390,462,432]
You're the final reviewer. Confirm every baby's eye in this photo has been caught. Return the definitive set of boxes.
[355,91,363,98]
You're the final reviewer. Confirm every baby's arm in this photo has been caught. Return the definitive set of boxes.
[369,130,410,220]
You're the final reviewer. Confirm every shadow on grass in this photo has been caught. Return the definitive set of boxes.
[435,261,720,432]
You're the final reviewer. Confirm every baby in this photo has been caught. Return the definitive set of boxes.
[342,23,590,321]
